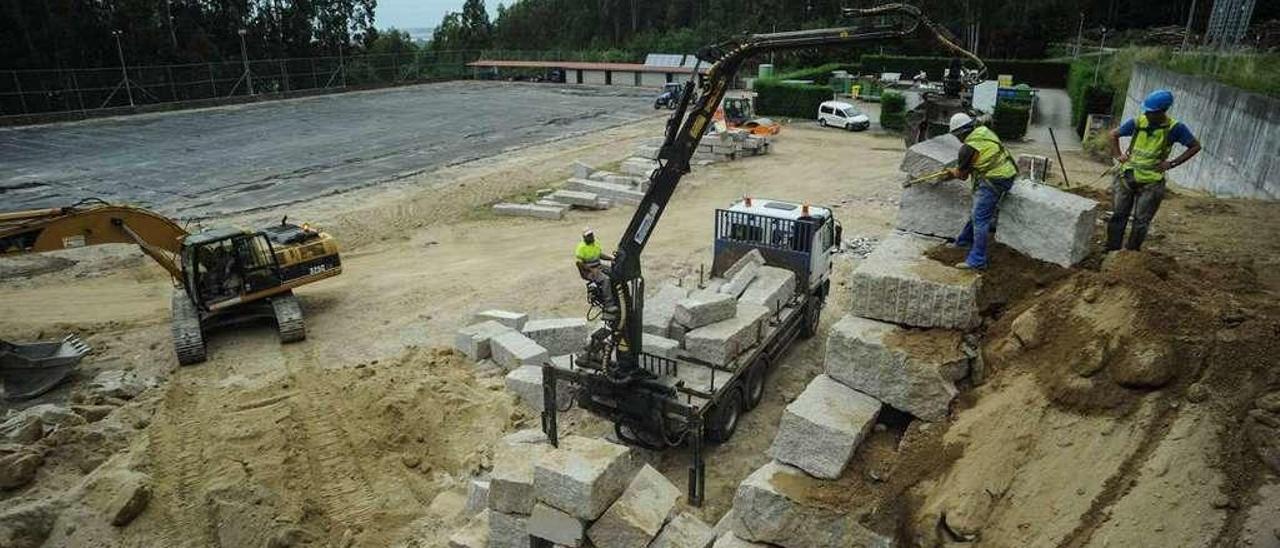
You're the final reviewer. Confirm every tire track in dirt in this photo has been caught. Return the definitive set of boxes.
[148,368,220,547]
[279,344,384,531]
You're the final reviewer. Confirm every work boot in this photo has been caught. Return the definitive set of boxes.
[953,261,984,271]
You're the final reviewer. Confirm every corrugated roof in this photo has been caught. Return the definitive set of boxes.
[468,59,707,73]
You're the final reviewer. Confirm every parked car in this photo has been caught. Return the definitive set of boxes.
[817,100,870,131]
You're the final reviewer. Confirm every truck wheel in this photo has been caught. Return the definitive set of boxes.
[707,388,743,444]
[819,118,828,127]
[743,364,766,411]
[800,297,824,339]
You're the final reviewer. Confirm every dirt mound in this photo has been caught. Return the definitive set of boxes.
[908,249,1280,546]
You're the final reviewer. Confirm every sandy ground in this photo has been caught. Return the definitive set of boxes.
[2,95,1279,547]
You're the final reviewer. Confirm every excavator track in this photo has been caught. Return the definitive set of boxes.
[272,291,306,344]
[170,288,207,365]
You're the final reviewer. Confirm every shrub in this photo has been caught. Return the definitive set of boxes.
[754,79,832,119]
[993,102,1030,140]
[880,90,906,130]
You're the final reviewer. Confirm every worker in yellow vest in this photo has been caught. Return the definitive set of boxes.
[944,113,1018,270]
[1105,89,1201,251]
[575,228,618,314]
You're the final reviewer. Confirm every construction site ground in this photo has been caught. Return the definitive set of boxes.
[1,84,1278,547]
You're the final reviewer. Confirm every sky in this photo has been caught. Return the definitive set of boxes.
[374,0,498,30]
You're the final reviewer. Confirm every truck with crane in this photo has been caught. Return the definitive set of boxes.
[539,3,986,506]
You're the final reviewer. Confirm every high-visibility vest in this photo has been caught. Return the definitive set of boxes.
[575,241,603,266]
[1125,114,1179,184]
[964,126,1018,180]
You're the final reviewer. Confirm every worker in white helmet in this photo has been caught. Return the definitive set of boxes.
[943,112,1018,270]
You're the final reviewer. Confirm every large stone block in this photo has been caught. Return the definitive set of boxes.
[505,365,571,412]
[571,160,593,179]
[998,180,1099,267]
[896,179,971,239]
[674,292,738,329]
[634,144,661,160]
[588,464,682,548]
[620,157,659,178]
[768,374,881,479]
[824,314,969,421]
[643,334,681,360]
[490,331,550,370]
[564,178,645,206]
[455,321,517,360]
[684,304,770,367]
[522,318,591,356]
[489,511,531,548]
[473,310,528,331]
[533,435,640,520]
[900,133,961,178]
[490,440,551,514]
[652,512,716,548]
[738,266,797,313]
[493,203,566,220]
[463,478,490,516]
[548,190,608,210]
[718,249,765,298]
[732,461,892,548]
[848,231,980,329]
[712,532,771,547]
[449,509,490,548]
[644,283,691,338]
[528,502,587,547]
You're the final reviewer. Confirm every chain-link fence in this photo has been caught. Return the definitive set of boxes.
[0,50,484,120]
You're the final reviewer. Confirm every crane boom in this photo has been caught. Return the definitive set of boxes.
[0,201,187,279]
[603,3,984,376]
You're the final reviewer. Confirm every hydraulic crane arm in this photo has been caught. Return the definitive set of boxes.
[0,200,188,280]
[604,3,984,375]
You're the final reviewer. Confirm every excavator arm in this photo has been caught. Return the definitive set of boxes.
[604,3,984,376]
[0,200,188,280]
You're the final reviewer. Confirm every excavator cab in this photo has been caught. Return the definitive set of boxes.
[185,229,281,308]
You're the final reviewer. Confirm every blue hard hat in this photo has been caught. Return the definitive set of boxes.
[1142,90,1174,113]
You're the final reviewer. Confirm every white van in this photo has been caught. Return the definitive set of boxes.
[817,101,870,131]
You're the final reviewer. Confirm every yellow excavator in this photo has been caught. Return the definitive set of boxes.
[0,199,342,366]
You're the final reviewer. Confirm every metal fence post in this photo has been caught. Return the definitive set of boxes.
[208,63,217,97]
[70,71,86,114]
[167,66,178,102]
[12,72,28,114]
[281,59,289,92]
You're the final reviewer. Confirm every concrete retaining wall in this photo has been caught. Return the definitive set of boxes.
[1121,64,1279,200]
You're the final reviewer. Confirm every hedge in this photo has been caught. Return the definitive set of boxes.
[771,63,861,85]
[859,54,1070,88]
[993,103,1030,140]
[754,79,832,119]
[880,90,906,131]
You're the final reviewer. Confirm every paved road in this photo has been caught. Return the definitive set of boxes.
[0,81,656,218]
[1027,88,1081,151]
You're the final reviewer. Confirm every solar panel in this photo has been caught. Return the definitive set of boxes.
[644,54,685,67]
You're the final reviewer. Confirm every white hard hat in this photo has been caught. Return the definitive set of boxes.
[948,112,975,133]
[582,227,594,237]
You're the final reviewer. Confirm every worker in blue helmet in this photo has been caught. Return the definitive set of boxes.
[1105,89,1202,251]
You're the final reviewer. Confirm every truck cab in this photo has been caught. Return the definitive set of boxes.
[713,197,840,300]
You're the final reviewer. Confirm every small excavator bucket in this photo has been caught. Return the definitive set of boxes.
[0,335,91,400]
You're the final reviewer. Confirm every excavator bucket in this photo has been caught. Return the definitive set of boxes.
[0,335,91,399]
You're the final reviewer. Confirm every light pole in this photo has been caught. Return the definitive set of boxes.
[238,28,254,96]
[1093,27,1108,86]
[113,30,135,107]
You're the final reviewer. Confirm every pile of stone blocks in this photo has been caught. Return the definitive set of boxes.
[505,365,572,412]
[895,132,1099,267]
[848,231,981,330]
[491,330,550,370]
[455,432,716,548]
[641,251,799,368]
[768,374,881,479]
[693,130,772,164]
